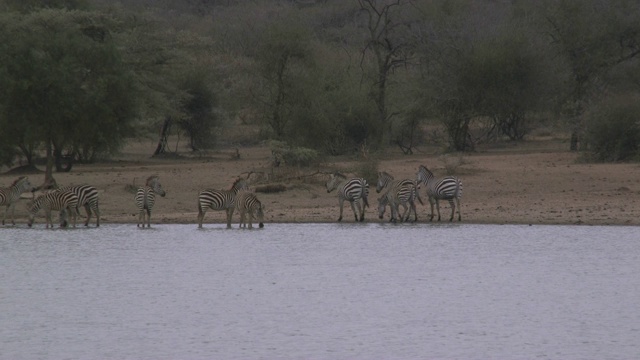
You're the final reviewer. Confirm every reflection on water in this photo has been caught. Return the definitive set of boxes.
[1,223,639,359]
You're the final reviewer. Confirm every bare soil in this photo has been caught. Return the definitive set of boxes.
[4,138,640,227]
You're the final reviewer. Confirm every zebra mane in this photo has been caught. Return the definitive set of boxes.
[11,176,27,186]
[145,175,159,185]
[230,177,245,190]
[418,165,434,176]
[379,171,393,179]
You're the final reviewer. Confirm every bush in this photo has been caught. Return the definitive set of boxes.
[584,95,640,162]
[269,140,320,167]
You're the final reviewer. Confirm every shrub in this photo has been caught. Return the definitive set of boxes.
[584,95,640,162]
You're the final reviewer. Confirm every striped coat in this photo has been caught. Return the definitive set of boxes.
[235,191,264,229]
[416,165,462,222]
[1,176,34,225]
[197,178,249,228]
[57,185,100,227]
[135,175,166,228]
[325,172,369,222]
[28,190,79,228]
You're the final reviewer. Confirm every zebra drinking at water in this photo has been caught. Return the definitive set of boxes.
[135,175,166,228]
[416,165,462,222]
[27,190,79,228]
[56,185,100,227]
[197,178,249,228]
[235,191,264,229]
[0,176,35,225]
[375,171,422,222]
[377,179,422,222]
[325,172,370,222]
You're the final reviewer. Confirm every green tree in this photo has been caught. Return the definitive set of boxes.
[0,9,138,177]
[177,71,219,151]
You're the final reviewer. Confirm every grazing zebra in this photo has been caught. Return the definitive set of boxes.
[27,190,79,228]
[197,178,249,228]
[56,185,100,227]
[0,176,35,225]
[416,165,462,222]
[377,180,422,222]
[325,172,370,222]
[235,191,264,229]
[135,175,167,228]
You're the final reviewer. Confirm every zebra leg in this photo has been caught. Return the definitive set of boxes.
[9,203,16,225]
[454,197,462,221]
[94,203,100,227]
[71,206,77,228]
[435,199,442,221]
[448,199,455,222]
[349,200,359,222]
[1,205,7,225]
[83,204,91,227]
[146,208,151,228]
[428,197,436,221]
[239,208,246,228]
[337,199,344,222]
[248,211,253,229]
[45,209,52,229]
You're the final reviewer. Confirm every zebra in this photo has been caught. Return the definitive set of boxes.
[377,180,422,222]
[325,172,370,222]
[375,171,423,221]
[0,176,35,225]
[197,177,249,228]
[235,191,264,229]
[56,185,100,227]
[27,190,79,228]
[416,165,462,222]
[135,175,167,228]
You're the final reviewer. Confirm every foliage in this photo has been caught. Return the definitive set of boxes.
[0,8,139,169]
[583,95,640,162]
[177,71,219,151]
[269,140,320,168]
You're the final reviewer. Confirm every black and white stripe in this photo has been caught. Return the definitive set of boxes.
[416,165,462,221]
[325,172,370,222]
[28,190,79,228]
[235,191,264,229]
[197,178,249,228]
[135,175,166,228]
[377,180,421,222]
[57,185,100,227]
[1,176,34,225]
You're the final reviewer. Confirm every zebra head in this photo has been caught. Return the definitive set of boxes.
[14,176,35,193]
[416,165,434,185]
[231,178,249,192]
[375,171,393,193]
[146,176,166,197]
[325,172,345,193]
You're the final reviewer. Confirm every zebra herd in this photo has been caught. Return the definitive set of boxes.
[0,164,459,228]
[326,164,463,223]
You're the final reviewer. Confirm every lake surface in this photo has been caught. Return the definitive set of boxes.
[1,223,639,359]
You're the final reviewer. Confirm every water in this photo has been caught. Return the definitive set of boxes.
[1,223,639,359]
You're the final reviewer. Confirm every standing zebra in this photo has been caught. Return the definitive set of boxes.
[235,191,264,229]
[135,175,167,228]
[0,176,35,225]
[416,165,462,222]
[197,178,249,228]
[27,190,79,228]
[375,171,423,222]
[377,180,422,222]
[325,172,370,222]
[56,185,100,227]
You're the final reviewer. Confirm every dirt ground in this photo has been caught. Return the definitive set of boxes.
[3,138,640,227]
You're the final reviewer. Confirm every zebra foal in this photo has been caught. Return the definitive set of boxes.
[56,185,100,227]
[325,172,369,222]
[377,180,422,223]
[416,165,462,222]
[197,178,248,228]
[135,175,166,228]
[375,171,422,222]
[27,190,79,228]
[235,191,264,229]
[0,176,35,225]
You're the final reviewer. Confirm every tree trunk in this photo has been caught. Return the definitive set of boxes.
[154,117,172,156]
